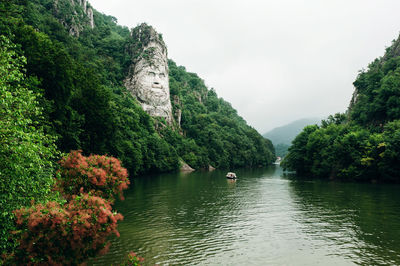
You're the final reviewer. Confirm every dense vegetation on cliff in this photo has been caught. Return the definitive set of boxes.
[0,0,274,255]
[167,60,275,169]
[282,37,400,182]
[0,0,273,174]
[1,0,180,178]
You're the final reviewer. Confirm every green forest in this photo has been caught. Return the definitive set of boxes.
[282,36,400,182]
[0,0,274,262]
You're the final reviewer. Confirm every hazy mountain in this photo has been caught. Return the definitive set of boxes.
[263,118,321,146]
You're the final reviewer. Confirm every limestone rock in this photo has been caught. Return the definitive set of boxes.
[172,95,182,127]
[86,7,94,29]
[124,24,174,125]
[347,89,359,114]
[180,162,195,172]
[175,108,182,127]
[53,0,95,37]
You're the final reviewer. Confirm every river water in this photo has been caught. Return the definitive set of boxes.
[90,166,400,265]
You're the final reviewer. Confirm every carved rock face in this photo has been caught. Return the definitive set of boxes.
[124,26,173,125]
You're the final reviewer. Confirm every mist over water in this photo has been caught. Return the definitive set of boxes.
[90,166,400,265]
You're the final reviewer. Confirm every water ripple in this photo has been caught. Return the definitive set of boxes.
[89,167,400,265]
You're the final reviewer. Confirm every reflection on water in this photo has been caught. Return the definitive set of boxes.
[288,179,400,265]
[90,166,400,265]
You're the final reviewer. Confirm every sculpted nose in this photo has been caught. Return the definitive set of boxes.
[154,74,162,84]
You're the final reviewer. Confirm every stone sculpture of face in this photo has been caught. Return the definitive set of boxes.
[130,43,172,121]
[135,64,169,107]
[124,31,174,124]
[139,66,169,103]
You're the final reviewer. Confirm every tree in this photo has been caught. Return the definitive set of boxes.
[282,125,318,175]
[0,35,58,253]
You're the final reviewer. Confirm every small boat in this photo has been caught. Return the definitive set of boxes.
[226,172,237,179]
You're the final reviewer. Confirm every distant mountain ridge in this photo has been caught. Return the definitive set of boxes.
[263,118,321,145]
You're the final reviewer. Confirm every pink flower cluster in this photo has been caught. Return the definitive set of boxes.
[56,150,130,202]
[7,151,131,265]
[12,193,123,265]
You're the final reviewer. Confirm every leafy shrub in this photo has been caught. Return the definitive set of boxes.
[2,150,131,264]
[0,35,58,254]
[7,193,123,265]
[118,251,145,266]
[56,150,130,202]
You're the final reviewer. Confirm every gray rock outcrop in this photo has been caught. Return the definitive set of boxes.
[180,162,195,172]
[173,95,182,127]
[124,24,174,125]
[54,0,95,37]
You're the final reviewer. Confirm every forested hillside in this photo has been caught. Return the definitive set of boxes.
[282,35,400,182]
[167,60,275,168]
[0,0,274,174]
[1,0,275,257]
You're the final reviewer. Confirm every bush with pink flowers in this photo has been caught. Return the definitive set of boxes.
[56,150,130,202]
[4,151,131,265]
[9,192,123,265]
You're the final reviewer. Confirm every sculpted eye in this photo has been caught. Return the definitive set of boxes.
[148,72,156,77]
[159,73,165,78]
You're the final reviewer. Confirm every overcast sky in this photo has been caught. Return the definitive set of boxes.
[91,0,400,133]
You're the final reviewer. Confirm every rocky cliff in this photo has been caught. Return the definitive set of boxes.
[53,0,94,36]
[124,24,174,125]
